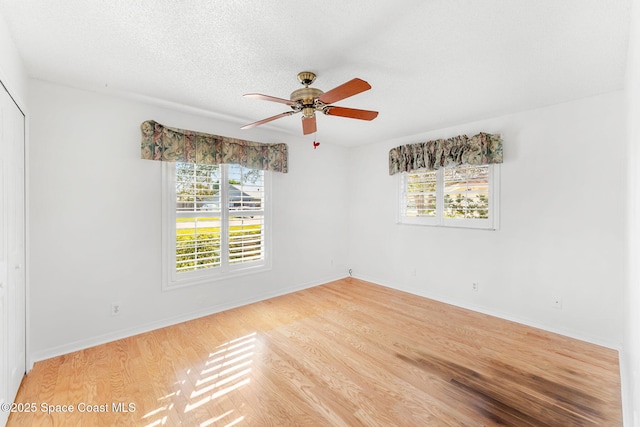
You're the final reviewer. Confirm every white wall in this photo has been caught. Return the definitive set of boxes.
[624,0,640,424]
[28,80,350,361]
[348,92,626,348]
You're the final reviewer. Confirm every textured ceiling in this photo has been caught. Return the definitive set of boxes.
[0,0,632,146]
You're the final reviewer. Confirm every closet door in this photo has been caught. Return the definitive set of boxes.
[0,81,26,424]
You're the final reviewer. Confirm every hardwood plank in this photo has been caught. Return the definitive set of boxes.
[8,278,622,426]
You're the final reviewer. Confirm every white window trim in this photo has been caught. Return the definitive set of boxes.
[398,164,500,230]
[161,162,272,291]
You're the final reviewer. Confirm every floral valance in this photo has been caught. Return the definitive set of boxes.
[140,120,288,173]
[388,132,503,175]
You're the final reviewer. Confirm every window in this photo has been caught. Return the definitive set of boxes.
[399,164,499,229]
[162,162,270,289]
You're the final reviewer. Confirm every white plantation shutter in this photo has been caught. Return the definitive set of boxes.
[176,163,222,272]
[176,216,222,272]
[399,164,499,229]
[400,170,439,226]
[443,165,490,219]
[227,165,265,266]
[229,215,264,264]
[163,163,270,289]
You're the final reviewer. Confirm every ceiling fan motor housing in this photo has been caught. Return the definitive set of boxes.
[290,87,324,117]
[290,87,324,103]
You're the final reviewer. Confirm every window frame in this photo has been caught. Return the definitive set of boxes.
[398,164,500,230]
[161,162,272,290]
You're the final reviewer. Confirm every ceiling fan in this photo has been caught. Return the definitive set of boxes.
[241,71,378,135]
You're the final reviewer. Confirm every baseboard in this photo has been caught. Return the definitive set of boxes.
[29,274,347,367]
[352,273,621,351]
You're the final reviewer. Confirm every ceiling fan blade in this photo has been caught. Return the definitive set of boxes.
[324,106,379,121]
[241,111,295,130]
[243,93,297,106]
[318,78,371,104]
[302,115,317,135]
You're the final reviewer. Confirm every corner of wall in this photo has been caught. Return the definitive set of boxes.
[0,10,28,107]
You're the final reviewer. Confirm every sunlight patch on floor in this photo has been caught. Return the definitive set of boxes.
[140,332,259,426]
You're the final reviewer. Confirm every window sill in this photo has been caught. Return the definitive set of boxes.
[162,262,272,291]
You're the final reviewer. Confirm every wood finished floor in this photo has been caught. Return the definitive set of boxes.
[9,278,622,426]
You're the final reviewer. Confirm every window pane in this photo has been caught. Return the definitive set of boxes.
[444,165,489,219]
[404,170,437,217]
[176,216,222,272]
[229,215,264,264]
[176,163,221,212]
[405,194,437,217]
[407,171,437,193]
[228,165,264,211]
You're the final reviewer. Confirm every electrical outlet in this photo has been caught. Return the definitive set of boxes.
[411,268,417,277]
[472,282,479,292]
[552,297,563,309]
[111,302,121,316]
